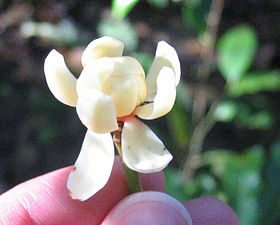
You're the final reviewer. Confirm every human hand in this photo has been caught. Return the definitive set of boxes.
[0,157,240,225]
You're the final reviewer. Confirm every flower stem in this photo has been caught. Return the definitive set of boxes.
[114,125,142,193]
[122,160,142,193]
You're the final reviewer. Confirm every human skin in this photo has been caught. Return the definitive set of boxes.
[0,157,240,225]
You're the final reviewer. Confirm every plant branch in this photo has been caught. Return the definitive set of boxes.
[184,0,224,182]
[182,102,218,182]
[192,0,225,124]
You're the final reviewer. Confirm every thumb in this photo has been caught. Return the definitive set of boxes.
[101,191,192,225]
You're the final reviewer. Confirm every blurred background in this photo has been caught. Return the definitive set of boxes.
[0,0,280,224]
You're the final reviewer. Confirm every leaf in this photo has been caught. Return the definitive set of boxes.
[167,101,191,148]
[97,18,138,52]
[215,99,274,130]
[165,168,202,202]
[182,0,211,34]
[147,0,169,8]
[227,71,280,97]
[217,25,258,82]
[203,146,264,225]
[112,0,140,19]
[260,140,280,225]
[20,20,79,45]
[214,101,239,122]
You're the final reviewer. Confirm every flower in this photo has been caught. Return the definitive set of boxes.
[44,36,181,201]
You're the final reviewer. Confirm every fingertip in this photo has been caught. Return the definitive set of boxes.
[183,195,240,225]
[102,191,192,225]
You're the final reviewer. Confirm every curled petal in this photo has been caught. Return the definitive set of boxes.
[81,36,124,67]
[76,89,118,133]
[76,57,115,97]
[104,76,138,117]
[146,41,180,101]
[135,67,176,120]
[44,50,78,107]
[122,117,173,173]
[67,130,115,201]
[109,56,145,79]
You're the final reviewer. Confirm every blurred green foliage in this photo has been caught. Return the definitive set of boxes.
[227,71,280,97]
[112,0,140,19]
[182,0,211,34]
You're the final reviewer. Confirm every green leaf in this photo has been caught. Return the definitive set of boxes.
[227,71,280,97]
[217,25,258,82]
[167,101,191,148]
[182,0,211,34]
[215,99,274,130]
[214,101,239,122]
[147,0,169,8]
[112,0,140,19]
[97,18,138,52]
[203,146,264,225]
[260,140,280,225]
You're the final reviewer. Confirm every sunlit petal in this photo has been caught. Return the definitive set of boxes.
[135,67,176,120]
[44,50,78,107]
[110,56,145,78]
[67,130,114,201]
[122,117,173,173]
[76,57,115,97]
[146,41,180,101]
[103,76,138,117]
[81,36,124,67]
[76,89,118,133]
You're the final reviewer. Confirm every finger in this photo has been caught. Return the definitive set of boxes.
[183,195,240,225]
[101,191,192,225]
[0,156,165,225]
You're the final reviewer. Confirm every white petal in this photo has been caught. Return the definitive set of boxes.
[122,117,172,173]
[104,76,138,117]
[135,67,176,120]
[76,57,115,97]
[81,36,124,67]
[67,130,114,201]
[146,41,180,101]
[76,89,118,133]
[109,56,145,78]
[44,50,78,107]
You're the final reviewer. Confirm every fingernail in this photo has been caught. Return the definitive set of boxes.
[102,191,192,225]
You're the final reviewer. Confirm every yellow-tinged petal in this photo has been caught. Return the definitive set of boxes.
[102,76,138,117]
[109,56,145,79]
[122,117,173,173]
[81,36,124,67]
[76,89,118,133]
[67,130,114,201]
[146,41,180,101]
[44,50,78,107]
[106,57,147,113]
[77,56,147,117]
[76,57,115,97]
[135,67,176,120]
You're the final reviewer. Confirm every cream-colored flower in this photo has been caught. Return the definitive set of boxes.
[44,36,180,201]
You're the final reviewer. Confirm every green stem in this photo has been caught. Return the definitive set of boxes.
[114,141,142,193]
